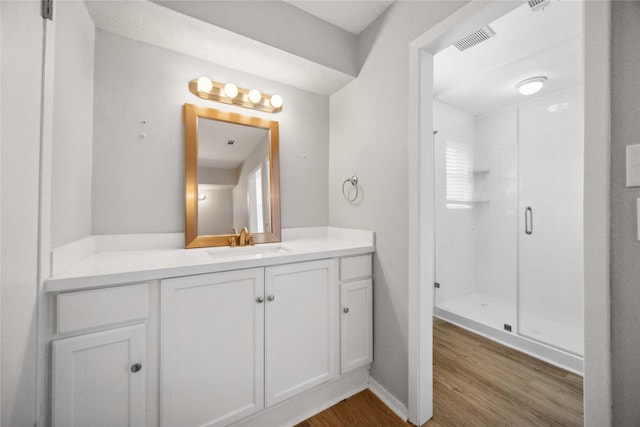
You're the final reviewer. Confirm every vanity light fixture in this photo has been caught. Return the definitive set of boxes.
[223,83,238,98]
[270,94,284,109]
[196,76,213,93]
[248,89,262,104]
[189,77,283,113]
[516,76,547,95]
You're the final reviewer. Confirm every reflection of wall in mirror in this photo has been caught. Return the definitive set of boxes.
[197,187,234,235]
[233,134,271,233]
[198,167,239,186]
[197,167,239,235]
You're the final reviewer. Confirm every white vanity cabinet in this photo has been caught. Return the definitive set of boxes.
[161,268,265,427]
[52,325,147,427]
[339,254,373,374]
[46,230,375,427]
[160,259,338,427]
[264,259,338,406]
[51,284,149,427]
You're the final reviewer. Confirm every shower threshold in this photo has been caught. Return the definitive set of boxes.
[435,293,583,375]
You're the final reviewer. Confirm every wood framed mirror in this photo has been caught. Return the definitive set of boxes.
[184,103,281,248]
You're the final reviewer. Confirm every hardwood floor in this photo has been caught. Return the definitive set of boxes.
[295,388,412,427]
[297,318,583,427]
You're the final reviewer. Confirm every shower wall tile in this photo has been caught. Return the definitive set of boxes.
[474,108,518,305]
[434,101,477,305]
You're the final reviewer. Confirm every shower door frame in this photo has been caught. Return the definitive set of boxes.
[407,1,612,426]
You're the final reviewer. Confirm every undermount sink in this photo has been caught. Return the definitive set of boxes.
[207,245,292,260]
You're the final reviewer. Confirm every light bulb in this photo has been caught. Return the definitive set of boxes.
[270,94,283,109]
[224,83,238,98]
[516,76,547,96]
[196,76,213,93]
[248,89,262,103]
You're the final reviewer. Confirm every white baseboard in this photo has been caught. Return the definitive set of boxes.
[368,377,409,422]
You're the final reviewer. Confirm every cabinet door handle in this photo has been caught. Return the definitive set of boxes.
[525,206,533,235]
[130,363,142,373]
[343,307,350,313]
[256,296,264,303]
[267,295,275,301]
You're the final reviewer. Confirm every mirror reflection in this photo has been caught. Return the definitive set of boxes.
[197,118,272,235]
[184,104,281,248]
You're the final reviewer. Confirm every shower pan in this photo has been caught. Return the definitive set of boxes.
[433,87,584,373]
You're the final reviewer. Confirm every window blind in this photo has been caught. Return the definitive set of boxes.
[446,140,473,209]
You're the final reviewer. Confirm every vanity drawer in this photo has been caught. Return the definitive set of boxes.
[57,283,149,334]
[340,254,372,281]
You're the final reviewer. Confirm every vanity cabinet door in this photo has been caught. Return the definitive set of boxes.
[161,268,264,427]
[264,259,338,407]
[340,279,373,373]
[52,324,146,427]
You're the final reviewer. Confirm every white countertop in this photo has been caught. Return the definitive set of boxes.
[46,227,375,292]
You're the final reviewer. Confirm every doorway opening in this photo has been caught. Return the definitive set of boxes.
[433,0,584,373]
[408,1,611,425]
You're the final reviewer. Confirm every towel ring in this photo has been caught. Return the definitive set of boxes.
[342,175,359,203]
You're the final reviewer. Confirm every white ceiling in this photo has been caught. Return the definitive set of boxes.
[85,1,355,96]
[85,1,396,96]
[284,0,394,35]
[198,118,268,169]
[434,0,582,116]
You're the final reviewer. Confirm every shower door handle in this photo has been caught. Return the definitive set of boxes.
[525,207,533,235]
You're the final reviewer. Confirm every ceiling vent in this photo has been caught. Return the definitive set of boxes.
[453,26,496,51]
[528,0,551,12]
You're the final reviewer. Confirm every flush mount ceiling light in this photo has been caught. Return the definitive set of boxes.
[189,77,283,113]
[516,76,547,96]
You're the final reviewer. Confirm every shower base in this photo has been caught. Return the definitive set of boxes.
[436,292,583,374]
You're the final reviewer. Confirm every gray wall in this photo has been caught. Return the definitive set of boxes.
[92,30,330,235]
[1,2,43,425]
[611,2,640,425]
[329,0,469,408]
[197,188,233,235]
[198,167,239,186]
[232,134,270,231]
[51,1,95,247]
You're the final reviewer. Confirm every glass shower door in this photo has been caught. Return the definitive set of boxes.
[434,125,479,315]
[517,88,584,356]
[434,106,518,332]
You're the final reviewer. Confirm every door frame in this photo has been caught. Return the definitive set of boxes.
[407,1,612,425]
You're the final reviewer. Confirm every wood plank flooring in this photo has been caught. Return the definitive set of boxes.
[297,318,583,427]
[295,388,412,427]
